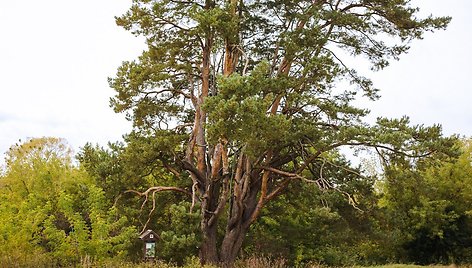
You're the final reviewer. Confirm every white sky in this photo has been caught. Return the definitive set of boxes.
[1,1,471,163]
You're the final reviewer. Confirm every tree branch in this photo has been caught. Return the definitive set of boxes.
[179,159,206,184]
[125,186,192,233]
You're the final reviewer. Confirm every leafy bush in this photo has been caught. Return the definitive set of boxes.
[0,138,136,266]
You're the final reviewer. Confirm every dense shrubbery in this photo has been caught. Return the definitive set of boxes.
[0,138,136,266]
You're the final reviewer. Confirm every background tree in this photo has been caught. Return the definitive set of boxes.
[379,139,472,264]
[0,138,135,266]
[78,137,202,264]
[110,0,453,265]
[244,153,379,266]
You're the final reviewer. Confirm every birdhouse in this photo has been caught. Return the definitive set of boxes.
[139,229,159,260]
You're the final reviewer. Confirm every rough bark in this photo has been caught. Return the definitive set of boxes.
[197,0,216,263]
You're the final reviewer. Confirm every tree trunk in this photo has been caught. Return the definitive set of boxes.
[199,166,222,265]
[200,222,219,265]
[219,224,249,266]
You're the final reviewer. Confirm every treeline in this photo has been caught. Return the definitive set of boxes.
[1,137,472,267]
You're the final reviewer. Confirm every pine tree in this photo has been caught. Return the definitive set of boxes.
[110,0,453,265]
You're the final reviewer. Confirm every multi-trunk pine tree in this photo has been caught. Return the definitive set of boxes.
[110,0,453,265]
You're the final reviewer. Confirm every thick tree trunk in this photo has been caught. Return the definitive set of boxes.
[200,200,257,266]
[219,224,249,266]
[200,222,219,265]
[198,159,262,266]
[200,225,249,267]
[199,1,269,265]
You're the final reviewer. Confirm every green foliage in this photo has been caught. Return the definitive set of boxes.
[204,62,292,156]
[0,138,136,266]
[111,0,452,141]
[42,185,136,263]
[244,154,380,266]
[78,137,203,264]
[380,140,472,264]
[158,202,201,265]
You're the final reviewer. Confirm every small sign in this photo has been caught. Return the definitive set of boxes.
[145,242,156,258]
[139,229,159,260]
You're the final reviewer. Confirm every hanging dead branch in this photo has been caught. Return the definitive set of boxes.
[125,186,193,233]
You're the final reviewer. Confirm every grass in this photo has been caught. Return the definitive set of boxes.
[355,265,472,268]
[324,265,458,268]
[1,253,466,268]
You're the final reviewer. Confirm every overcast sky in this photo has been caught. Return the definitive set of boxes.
[1,1,471,163]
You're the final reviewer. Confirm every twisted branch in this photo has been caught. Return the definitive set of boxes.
[125,186,192,233]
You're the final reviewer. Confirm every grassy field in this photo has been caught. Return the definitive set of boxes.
[69,260,467,268]
[0,254,464,268]
[83,262,463,268]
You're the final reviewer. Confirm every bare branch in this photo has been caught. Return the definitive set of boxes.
[237,46,250,76]
[162,161,181,177]
[261,165,363,212]
[260,166,304,179]
[125,186,192,233]
[179,159,206,184]
[265,178,291,202]
[169,0,204,8]
[343,142,435,158]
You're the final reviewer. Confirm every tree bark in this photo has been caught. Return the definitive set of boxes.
[200,220,219,265]
[219,224,249,266]
[197,0,215,262]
